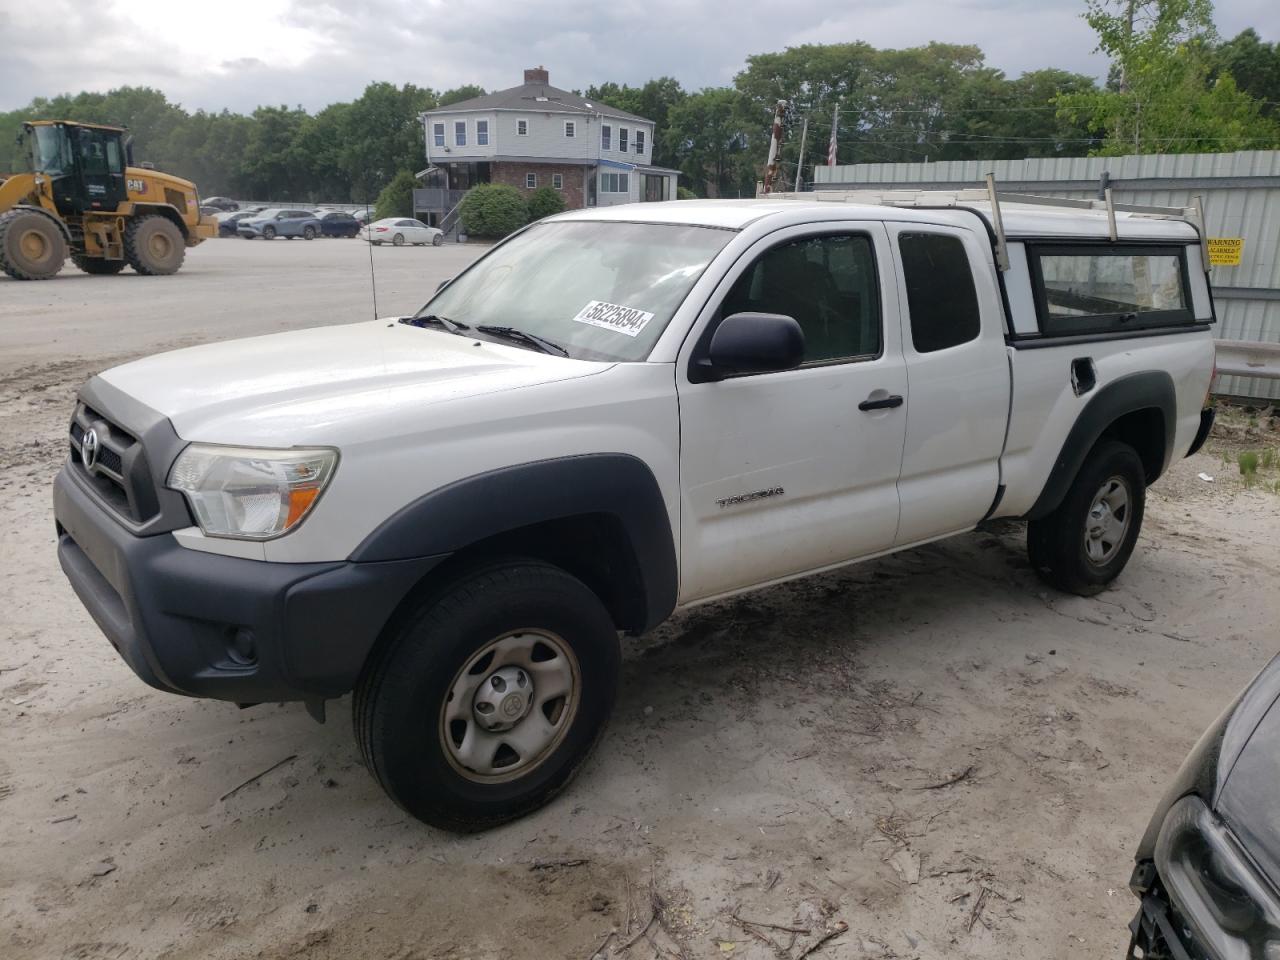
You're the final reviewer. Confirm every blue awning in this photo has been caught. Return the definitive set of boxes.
[597,158,637,170]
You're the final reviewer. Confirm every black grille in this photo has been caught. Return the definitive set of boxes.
[68,403,159,524]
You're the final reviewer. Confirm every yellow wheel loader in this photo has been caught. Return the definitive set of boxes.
[0,120,216,280]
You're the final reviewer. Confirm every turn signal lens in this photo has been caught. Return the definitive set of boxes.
[168,444,338,540]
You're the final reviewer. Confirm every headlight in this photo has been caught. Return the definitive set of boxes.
[168,444,338,539]
[1155,795,1280,959]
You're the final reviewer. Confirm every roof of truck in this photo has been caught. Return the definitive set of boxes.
[553,196,1200,242]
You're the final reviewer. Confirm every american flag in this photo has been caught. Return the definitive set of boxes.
[827,106,838,166]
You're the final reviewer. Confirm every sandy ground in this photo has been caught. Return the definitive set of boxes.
[3,241,1280,960]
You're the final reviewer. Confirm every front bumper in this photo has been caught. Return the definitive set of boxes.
[54,464,444,703]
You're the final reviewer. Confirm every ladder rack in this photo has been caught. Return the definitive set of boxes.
[761,174,1209,273]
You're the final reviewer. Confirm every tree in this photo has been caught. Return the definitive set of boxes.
[526,186,566,220]
[1057,0,1280,154]
[375,169,417,219]
[666,88,752,197]
[340,82,438,202]
[458,183,527,238]
[1212,29,1280,117]
[584,77,688,169]
[440,85,486,106]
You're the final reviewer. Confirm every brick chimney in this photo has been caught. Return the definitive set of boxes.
[523,66,549,85]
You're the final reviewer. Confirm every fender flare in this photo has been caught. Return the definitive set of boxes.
[1024,371,1176,521]
[5,204,73,245]
[350,454,678,633]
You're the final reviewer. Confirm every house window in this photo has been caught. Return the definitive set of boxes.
[600,172,629,193]
[552,173,563,189]
[619,127,629,152]
[517,118,529,136]
[564,120,576,138]
[454,121,467,146]
[476,119,489,146]
[526,172,537,188]
[432,122,445,148]
[601,124,612,150]
[635,130,645,155]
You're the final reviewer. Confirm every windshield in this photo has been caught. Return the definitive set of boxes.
[420,220,735,362]
[32,126,72,177]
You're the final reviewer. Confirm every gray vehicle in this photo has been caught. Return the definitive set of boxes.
[237,208,322,240]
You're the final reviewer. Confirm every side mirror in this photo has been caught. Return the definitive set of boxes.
[698,312,805,381]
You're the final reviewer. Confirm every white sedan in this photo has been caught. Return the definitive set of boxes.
[359,218,444,246]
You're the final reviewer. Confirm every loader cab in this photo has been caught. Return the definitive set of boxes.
[24,122,128,216]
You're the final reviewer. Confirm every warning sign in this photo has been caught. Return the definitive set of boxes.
[1207,237,1244,266]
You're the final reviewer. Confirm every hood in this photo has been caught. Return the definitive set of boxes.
[98,319,610,445]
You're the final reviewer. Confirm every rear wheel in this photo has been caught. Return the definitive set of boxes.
[1028,440,1146,596]
[124,214,185,275]
[0,209,66,280]
[303,226,316,240]
[71,255,126,275]
[353,559,620,831]
[392,233,405,246]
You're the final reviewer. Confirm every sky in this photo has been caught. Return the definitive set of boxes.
[0,0,1275,114]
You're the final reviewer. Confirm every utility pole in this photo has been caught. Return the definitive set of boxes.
[762,99,787,194]
[794,117,809,193]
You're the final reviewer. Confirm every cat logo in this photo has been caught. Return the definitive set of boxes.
[127,178,146,193]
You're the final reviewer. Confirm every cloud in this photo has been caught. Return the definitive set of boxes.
[0,0,1272,114]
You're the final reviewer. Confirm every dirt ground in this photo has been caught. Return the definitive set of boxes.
[3,242,1280,960]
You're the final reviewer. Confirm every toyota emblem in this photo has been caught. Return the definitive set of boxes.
[82,428,100,470]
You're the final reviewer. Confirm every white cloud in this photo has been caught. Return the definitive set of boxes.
[0,0,1273,113]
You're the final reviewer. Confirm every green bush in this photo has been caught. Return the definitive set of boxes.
[676,185,698,200]
[374,169,416,220]
[527,186,567,221]
[459,183,528,238]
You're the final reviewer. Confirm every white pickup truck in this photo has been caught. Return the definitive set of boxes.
[54,191,1217,830]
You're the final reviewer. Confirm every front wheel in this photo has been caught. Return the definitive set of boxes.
[262,226,276,240]
[1028,440,1146,596]
[392,233,405,246]
[432,234,443,246]
[353,560,620,831]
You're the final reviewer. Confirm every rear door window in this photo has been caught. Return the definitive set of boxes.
[898,233,981,353]
[1028,245,1192,335]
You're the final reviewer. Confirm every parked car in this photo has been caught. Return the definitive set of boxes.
[202,196,239,212]
[237,208,322,240]
[199,204,223,217]
[53,195,1216,831]
[1127,653,1280,959]
[215,210,256,237]
[317,210,362,238]
[351,208,373,225]
[360,217,443,246]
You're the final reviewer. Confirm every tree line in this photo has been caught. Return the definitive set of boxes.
[2,2,1276,205]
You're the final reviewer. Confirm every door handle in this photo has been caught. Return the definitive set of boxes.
[858,394,904,412]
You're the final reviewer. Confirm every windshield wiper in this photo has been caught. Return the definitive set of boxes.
[475,324,569,357]
[400,313,469,335]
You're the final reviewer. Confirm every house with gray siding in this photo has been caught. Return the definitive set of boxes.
[417,67,679,221]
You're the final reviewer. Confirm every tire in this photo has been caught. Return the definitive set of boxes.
[353,559,620,831]
[0,208,67,280]
[303,226,316,240]
[432,234,443,246]
[124,214,185,275]
[392,233,405,246]
[1028,440,1146,596]
[70,255,126,275]
[263,226,277,240]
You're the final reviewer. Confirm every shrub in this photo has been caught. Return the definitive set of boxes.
[527,186,567,221]
[676,185,698,200]
[374,170,416,220]
[459,183,528,238]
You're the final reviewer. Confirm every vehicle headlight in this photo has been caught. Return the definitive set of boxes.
[168,444,338,539]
